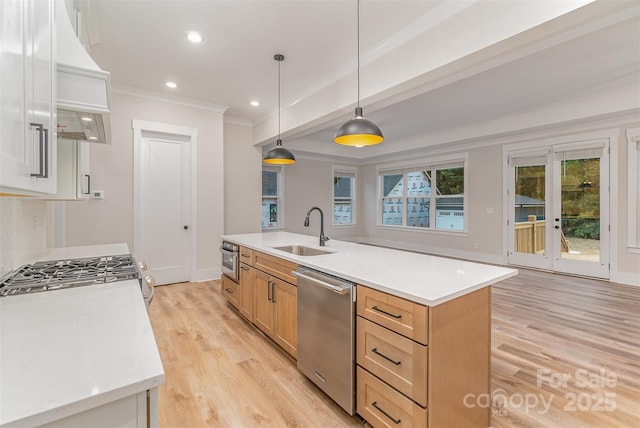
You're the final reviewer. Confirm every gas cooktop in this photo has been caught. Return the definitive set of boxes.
[0,254,140,297]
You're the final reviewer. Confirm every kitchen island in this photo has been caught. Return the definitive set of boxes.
[221,231,517,306]
[0,244,164,428]
[221,231,517,428]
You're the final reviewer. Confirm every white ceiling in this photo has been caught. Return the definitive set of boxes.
[88,0,640,160]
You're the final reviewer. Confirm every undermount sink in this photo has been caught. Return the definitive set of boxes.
[273,245,333,256]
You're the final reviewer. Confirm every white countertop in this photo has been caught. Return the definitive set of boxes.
[222,232,518,306]
[0,244,164,427]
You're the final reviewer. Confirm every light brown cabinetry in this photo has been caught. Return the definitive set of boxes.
[239,262,254,321]
[356,285,490,428]
[221,246,297,359]
[253,270,297,358]
[221,274,240,310]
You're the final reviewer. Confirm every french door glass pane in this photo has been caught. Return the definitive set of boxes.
[560,158,600,262]
[514,165,546,255]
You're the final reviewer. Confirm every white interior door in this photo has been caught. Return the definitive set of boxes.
[135,126,194,286]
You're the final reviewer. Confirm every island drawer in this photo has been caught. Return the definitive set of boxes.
[357,366,427,428]
[357,316,428,406]
[253,250,297,285]
[221,274,240,309]
[357,286,428,345]
[239,246,253,263]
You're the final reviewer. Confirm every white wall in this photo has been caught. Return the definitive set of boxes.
[0,198,52,275]
[282,157,362,243]
[63,91,225,280]
[278,120,640,285]
[223,121,262,235]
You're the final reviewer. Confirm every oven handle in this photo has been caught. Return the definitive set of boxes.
[144,275,156,302]
[292,270,349,295]
[219,246,238,256]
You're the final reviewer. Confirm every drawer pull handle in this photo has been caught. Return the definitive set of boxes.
[240,266,250,271]
[372,305,402,319]
[372,348,401,365]
[371,401,401,424]
[241,254,251,258]
[225,288,233,293]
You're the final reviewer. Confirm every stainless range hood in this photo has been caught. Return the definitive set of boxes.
[56,0,111,144]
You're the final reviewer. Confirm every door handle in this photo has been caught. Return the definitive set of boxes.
[267,281,272,301]
[555,225,560,229]
[83,174,91,194]
[271,281,276,303]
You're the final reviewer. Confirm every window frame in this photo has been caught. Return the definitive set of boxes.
[376,154,468,234]
[262,165,284,230]
[627,128,640,253]
[332,166,357,227]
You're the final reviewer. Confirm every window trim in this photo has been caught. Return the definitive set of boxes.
[262,165,284,230]
[627,128,640,253]
[376,154,468,233]
[332,165,357,227]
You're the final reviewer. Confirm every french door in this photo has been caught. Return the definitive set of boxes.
[507,140,610,279]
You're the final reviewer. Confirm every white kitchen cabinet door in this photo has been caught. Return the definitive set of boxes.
[0,0,57,194]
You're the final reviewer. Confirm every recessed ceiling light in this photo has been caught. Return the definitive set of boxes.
[250,100,260,107]
[166,81,177,89]
[81,116,92,122]
[186,31,203,43]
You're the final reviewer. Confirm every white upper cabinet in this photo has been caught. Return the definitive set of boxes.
[0,0,57,194]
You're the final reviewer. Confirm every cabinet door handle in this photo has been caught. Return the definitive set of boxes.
[267,281,272,301]
[272,282,276,303]
[371,348,401,365]
[240,266,250,271]
[241,253,251,258]
[372,305,402,319]
[225,288,233,294]
[30,123,48,178]
[371,401,401,424]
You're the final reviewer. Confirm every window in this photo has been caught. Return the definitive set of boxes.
[378,156,466,232]
[627,128,640,251]
[262,166,283,229]
[333,167,356,225]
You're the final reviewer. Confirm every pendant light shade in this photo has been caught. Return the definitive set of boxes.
[334,0,383,147]
[263,139,295,164]
[263,54,295,164]
[334,107,383,146]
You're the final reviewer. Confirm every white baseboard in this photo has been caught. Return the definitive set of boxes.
[191,267,220,283]
[610,270,640,287]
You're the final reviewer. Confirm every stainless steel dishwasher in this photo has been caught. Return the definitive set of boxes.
[293,267,355,415]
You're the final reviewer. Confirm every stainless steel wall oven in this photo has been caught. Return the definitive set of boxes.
[220,241,239,282]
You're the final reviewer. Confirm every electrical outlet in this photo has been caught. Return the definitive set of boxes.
[92,190,104,199]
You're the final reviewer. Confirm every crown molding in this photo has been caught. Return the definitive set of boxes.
[111,84,229,113]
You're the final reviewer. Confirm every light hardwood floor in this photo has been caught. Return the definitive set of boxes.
[148,269,640,428]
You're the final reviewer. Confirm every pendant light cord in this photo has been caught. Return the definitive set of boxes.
[357,0,360,109]
[278,57,281,139]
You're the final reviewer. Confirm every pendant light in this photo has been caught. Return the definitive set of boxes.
[334,0,383,147]
[263,54,296,164]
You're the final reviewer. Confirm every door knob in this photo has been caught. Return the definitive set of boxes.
[555,218,560,222]
[555,225,560,229]
[183,225,189,230]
